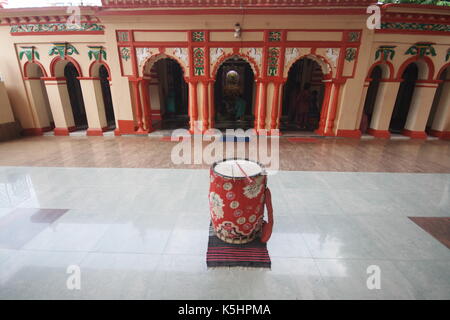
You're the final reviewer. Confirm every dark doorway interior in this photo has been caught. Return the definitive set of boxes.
[390,63,418,133]
[281,58,324,132]
[99,65,116,129]
[214,58,254,130]
[64,63,88,130]
[360,66,382,134]
[155,58,189,130]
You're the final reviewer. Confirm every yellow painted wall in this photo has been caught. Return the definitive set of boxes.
[0,7,449,137]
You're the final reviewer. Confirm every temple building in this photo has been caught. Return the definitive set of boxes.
[0,0,449,139]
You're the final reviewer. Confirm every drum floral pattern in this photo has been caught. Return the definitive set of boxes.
[209,165,267,244]
[209,192,224,220]
[243,176,264,199]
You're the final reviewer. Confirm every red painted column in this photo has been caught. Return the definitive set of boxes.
[270,81,282,130]
[189,80,199,133]
[202,80,209,132]
[132,79,145,133]
[140,79,153,132]
[253,80,261,130]
[315,79,333,136]
[209,80,215,129]
[258,80,268,131]
[325,81,342,135]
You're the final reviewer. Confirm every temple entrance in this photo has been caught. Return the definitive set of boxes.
[281,58,324,132]
[390,63,418,134]
[64,63,87,130]
[149,58,189,130]
[214,57,255,130]
[360,66,382,134]
[99,65,115,129]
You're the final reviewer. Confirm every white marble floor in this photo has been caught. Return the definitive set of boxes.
[0,166,449,299]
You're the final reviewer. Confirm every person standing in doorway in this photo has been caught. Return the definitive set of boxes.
[165,89,176,118]
[235,96,246,121]
[296,83,311,129]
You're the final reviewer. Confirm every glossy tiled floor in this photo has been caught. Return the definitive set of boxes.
[0,166,449,299]
[1,136,449,172]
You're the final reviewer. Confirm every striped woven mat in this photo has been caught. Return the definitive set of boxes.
[206,223,271,268]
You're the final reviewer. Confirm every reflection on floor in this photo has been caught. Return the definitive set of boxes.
[0,166,449,299]
[0,136,449,172]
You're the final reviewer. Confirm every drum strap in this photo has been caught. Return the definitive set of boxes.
[260,187,274,243]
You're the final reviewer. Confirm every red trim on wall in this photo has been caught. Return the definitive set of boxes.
[402,129,428,140]
[117,120,136,134]
[202,81,209,132]
[89,60,112,79]
[336,129,361,139]
[396,56,435,81]
[50,56,83,77]
[96,8,367,17]
[367,128,391,139]
[211,51,261,79]
[366,60,395,80]
[23,60,48,78]
[54,127,70,136]
[86,128,104,136]
[437,62,450,80]
[429,129,450,140]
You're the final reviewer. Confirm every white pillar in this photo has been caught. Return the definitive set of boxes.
[44,78,75,135]
[368,80,401,138]
[403,81,439,138]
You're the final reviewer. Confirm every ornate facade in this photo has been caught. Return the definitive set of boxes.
[0,1,449,139]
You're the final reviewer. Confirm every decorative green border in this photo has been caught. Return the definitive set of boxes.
[11,23,105,33]
[268,31,282,42]
[345,48,357,62]
[348,32,360,42]
[49,43,79,58]
[193,48,205,76]
[19,46,40,61]
[405,43,437,57]
[121,47,131,61]
[117,31,129,42]
[192,31,205,42]
[267,47,280,76]
[381,22,450,33]
[88,46,107,61]
[375,46,396,61]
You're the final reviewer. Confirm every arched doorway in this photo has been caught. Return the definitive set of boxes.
[360,66,382,134]
[389,63,418,133]
[427,67,449,134]
[64,62,88,130]
[144,58,189,130]
[98,65,115,129]
[24,62,54,131]
[281,57,324,131]
[214,57,255,130]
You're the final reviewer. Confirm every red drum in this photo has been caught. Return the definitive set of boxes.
[209,159,274,244]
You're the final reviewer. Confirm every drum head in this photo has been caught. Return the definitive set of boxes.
[213,159,263,179]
